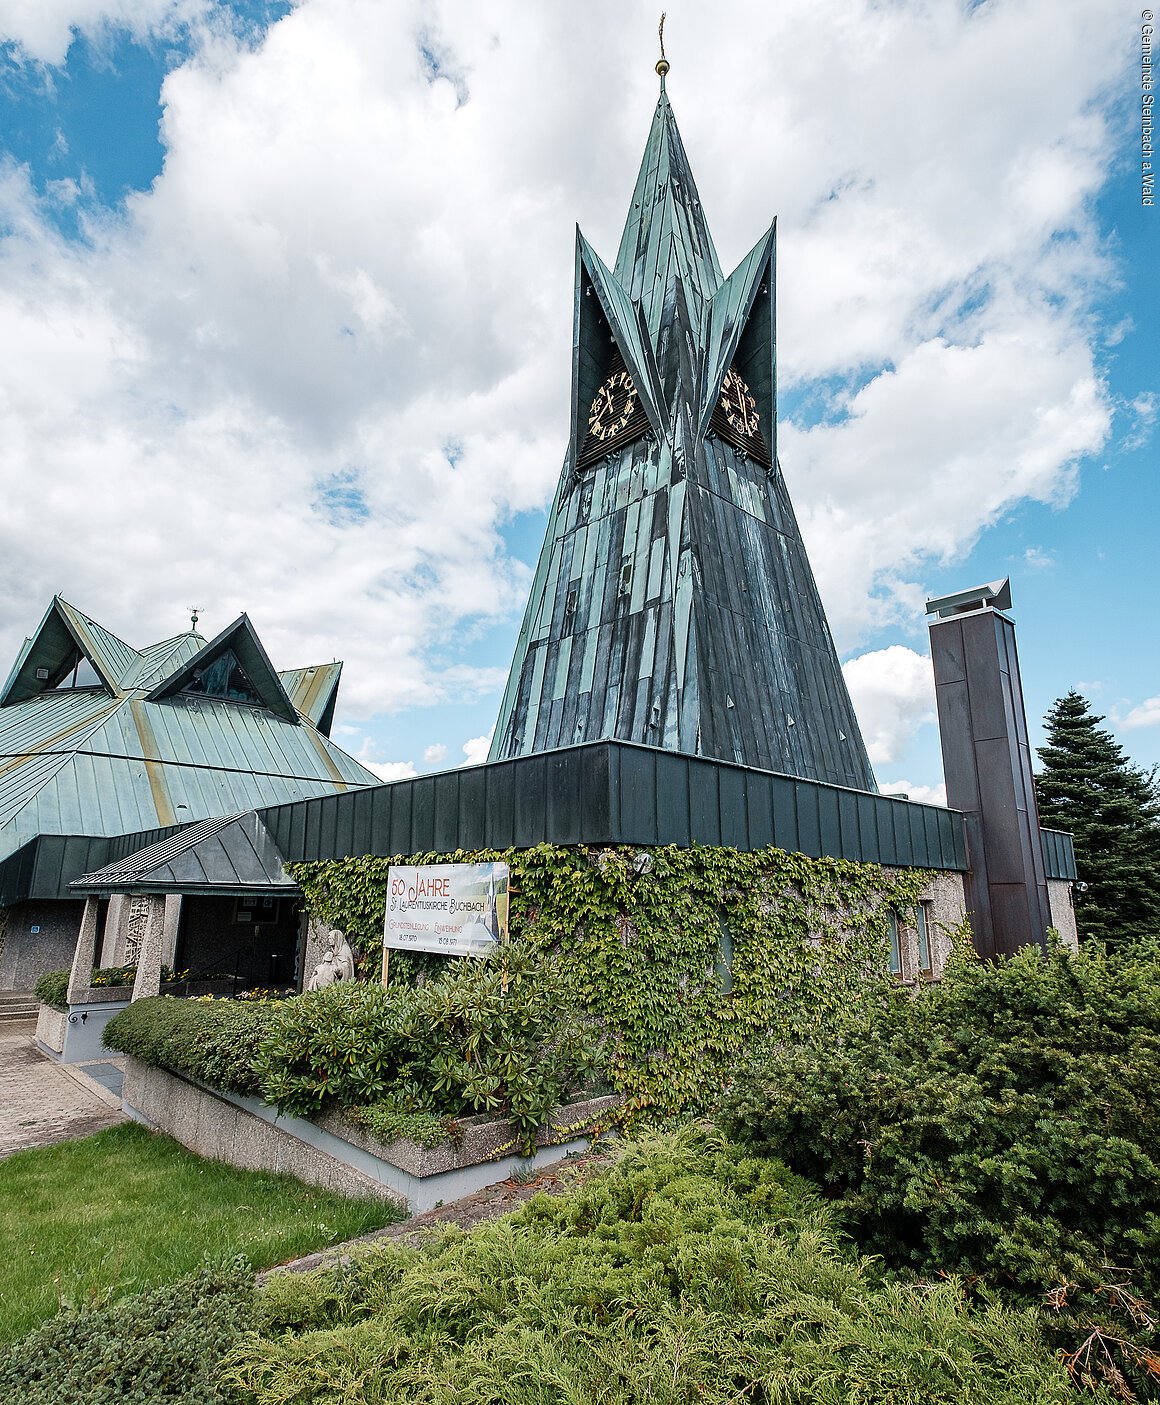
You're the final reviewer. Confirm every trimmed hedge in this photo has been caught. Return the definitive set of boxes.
[104,997,272,1096]
[0,1260,252,1404]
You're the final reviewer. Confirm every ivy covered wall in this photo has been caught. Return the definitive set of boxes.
[291,844,952,1118]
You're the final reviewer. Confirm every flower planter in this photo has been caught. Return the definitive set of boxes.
[121,1056,619,1213]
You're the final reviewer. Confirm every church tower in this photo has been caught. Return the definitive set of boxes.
[490,63,876,793]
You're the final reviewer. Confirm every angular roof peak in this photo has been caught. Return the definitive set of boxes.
[613,91,722,343]
[0,597,136,705]
[144,613,299,724]
[279,661,344,735]
[71,811,295,895]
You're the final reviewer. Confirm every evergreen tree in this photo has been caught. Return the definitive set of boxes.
[1035,691,1160,946]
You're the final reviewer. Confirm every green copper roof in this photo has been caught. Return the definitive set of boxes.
[279,662,343,735]
[0,599,378,869]
[72,810,296,895]
[614,92,723,344]
[145,613,298,724]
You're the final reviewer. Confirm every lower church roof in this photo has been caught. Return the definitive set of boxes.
[0,599,379,872]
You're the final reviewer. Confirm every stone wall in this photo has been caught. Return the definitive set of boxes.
[0,900,86,991]
[35,1004,66,1054]
[121,1057,618,1213]
[908,870,966,979]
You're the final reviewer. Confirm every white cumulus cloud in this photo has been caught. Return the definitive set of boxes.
[1122,696,1160,730]
[879,780,948,808]
[0,0,212,65]
[461,731,493,767]
[843,646,937,767]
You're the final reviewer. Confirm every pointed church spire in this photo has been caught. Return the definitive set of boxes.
[613,83,722,345]
[490,64,878,794]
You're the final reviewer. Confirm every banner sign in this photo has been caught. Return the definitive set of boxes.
[383,862,509,966]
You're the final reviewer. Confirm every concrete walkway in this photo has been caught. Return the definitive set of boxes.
[0,1021,126,1160]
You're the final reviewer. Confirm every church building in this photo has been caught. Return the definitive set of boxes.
[0,597,378,989]
[9,57,1076,1017]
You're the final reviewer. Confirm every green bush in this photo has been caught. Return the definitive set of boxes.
[33,970,69,1010]
[251,980,412,1114]
[721,938,1160,1395]
[104,951,604,1153]
[222,1129,1077,1404]
[0,1260,252,1403]
[104,996,275,1095]
[254,948,604,1152]
[343,1099,461,1148]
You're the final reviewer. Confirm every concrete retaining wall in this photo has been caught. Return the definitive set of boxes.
[121,1057,618,1213]
[35,1004,65,1053]
[37,998,131,1062]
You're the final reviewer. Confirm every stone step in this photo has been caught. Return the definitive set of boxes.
[0,1006,38,1022]
[0,991,36,1007]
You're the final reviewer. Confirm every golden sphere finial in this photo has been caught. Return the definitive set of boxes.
[656,57,670,78]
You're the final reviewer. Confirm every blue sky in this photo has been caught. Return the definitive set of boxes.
[0,0,1154,799]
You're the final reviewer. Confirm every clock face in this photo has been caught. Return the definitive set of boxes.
[719,368,760,437]
[588,369,638,442]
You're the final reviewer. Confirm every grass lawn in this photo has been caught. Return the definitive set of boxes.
[0,1122,403,1345]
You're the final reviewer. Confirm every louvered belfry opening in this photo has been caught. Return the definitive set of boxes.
[493,86,876,792]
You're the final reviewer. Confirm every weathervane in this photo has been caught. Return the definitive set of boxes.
[189,606,202,631]
[656,13,669,85]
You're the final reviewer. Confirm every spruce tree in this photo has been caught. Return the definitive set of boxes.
[1035,691,1160,946]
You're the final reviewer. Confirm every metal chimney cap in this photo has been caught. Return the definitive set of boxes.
[925,577,1013,619]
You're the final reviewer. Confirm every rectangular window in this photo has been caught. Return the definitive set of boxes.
[916,902,933,976]
[716,914,734,996]
[887,911,902,976]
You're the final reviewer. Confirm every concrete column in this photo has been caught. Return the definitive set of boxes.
[131,897,166,1002]
[928,579,1051,959]
[66,897,101,1004]
[161,895,183,969]
[101,894,129,966]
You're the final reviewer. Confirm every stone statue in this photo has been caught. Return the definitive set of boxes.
[306,929,357,990]
[333,930,356,981]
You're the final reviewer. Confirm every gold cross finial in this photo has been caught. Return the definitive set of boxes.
[656,13,670,84]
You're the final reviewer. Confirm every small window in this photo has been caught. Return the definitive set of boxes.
[183,648,262,705]
[887,911,902,977]
[916,902,933,976]
[47,648,103,690]
[716,914,734,995]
